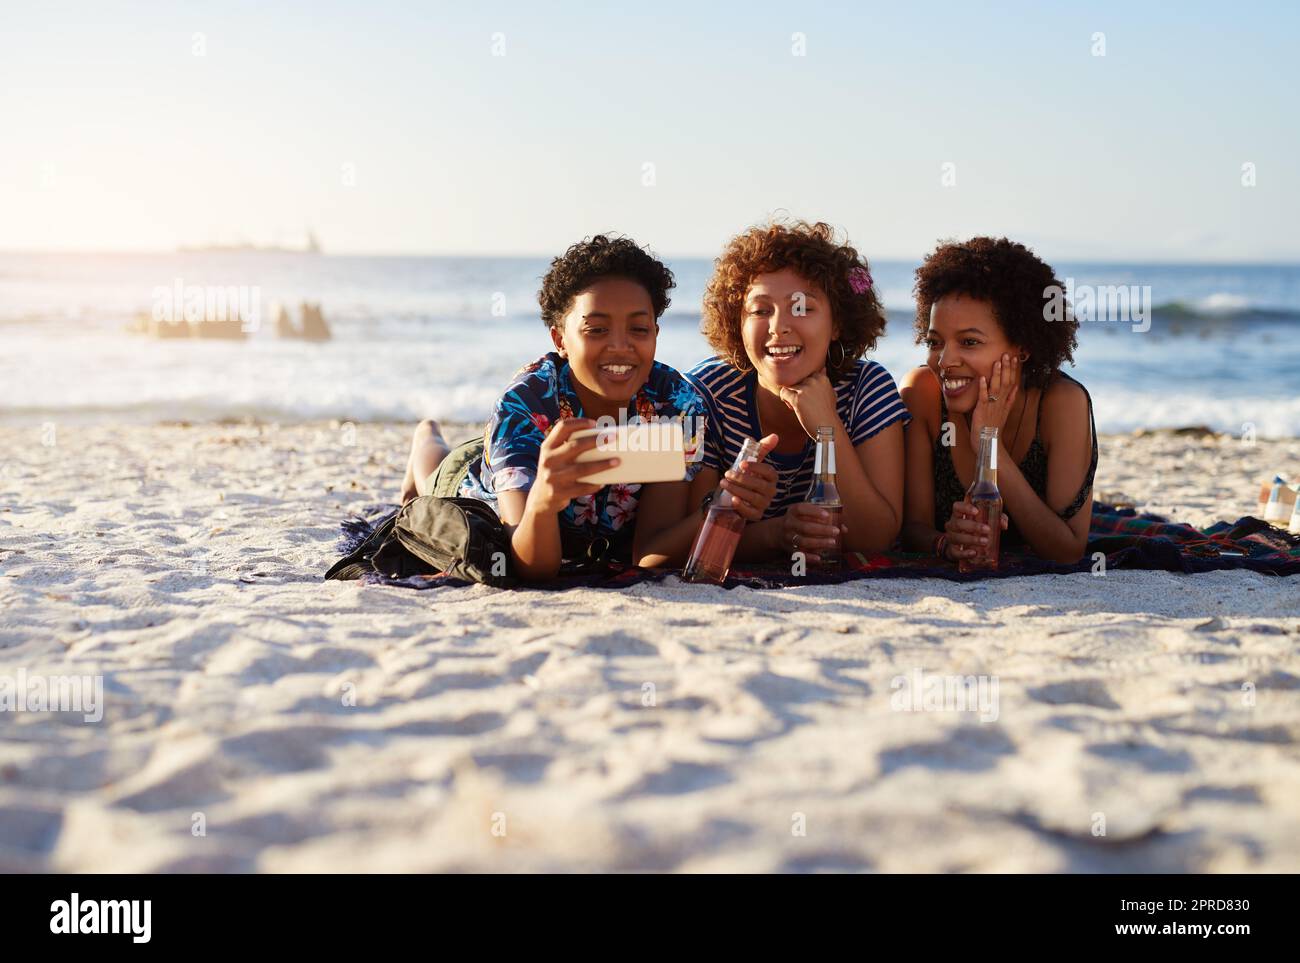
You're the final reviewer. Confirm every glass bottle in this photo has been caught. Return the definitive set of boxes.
[682,437,763,584]
[806,426,843,567]
[1264,476,1290,524]
[958,426,1003,573]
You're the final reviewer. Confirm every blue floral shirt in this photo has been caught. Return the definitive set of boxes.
[460,352,707,562]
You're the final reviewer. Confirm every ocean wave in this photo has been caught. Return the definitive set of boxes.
[0,392,498,427]
[7,387,1300,438]
[1091,392,1300,439]
[1149,299,1300,322]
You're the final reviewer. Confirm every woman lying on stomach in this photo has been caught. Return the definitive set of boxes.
[397,234,778,580]
[900,237,1098,565]
[679,220,910,563]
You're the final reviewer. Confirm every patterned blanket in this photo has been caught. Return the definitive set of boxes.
[332,504,1300,591]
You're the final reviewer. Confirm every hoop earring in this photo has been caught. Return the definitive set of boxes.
[828,340,847,370]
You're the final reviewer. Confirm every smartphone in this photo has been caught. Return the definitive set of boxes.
[573,422,686,485]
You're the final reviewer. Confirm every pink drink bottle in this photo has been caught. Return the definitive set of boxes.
[682,437,763,584]
[958,426,1003,573]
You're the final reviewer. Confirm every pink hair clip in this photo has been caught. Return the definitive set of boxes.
[848,266,873,295]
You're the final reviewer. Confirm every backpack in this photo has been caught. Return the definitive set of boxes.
[324,496,517,587]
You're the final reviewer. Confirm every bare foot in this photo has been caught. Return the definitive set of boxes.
[400,419,451,503]
[399,463,419,505]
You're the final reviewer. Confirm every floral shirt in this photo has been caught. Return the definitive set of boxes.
[460,352,707,563]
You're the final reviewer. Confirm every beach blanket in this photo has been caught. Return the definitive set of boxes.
[331,504,1300,591]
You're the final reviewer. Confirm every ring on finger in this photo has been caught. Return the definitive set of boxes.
[792,533,801,551]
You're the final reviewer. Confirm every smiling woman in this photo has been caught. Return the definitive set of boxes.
[900,237,1099,565]
[535,235,674,417]
[394,235,755,581]
[686,220,910,563]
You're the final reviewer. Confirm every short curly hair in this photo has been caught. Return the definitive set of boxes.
[913,237,1077,389]
[538,234,674,329]
[701,220,886,383]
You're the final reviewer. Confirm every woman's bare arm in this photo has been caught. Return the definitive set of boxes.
[997,379,1094,563]
[899,367,943,554]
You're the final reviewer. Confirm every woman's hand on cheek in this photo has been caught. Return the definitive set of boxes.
[778,369,840,439]
[970,353,1020,453]
[527,418,618,516]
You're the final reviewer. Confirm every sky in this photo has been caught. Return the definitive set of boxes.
[1,0,1296,261]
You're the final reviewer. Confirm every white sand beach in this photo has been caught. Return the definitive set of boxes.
[1,422,1298,873]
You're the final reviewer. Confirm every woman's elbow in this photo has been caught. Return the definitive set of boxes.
[849,519,900,554]
[515,563,559,582]
[1043,537,1089,565]
[864,507,904,552]
[634,527,689,568]
[635,551,677,569]
[511,552,560,582]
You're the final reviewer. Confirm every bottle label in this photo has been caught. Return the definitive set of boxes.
[814,433,836,475]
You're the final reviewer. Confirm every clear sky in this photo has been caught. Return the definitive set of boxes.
[2,0,1296,260]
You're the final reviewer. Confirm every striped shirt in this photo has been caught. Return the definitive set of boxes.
[684,357,910,519]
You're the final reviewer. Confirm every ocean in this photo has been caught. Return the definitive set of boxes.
[2,253,1298,436]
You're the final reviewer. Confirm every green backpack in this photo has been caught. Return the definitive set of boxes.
[325,496,516,587]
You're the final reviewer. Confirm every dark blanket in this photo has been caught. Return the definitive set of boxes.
[332,504,1300,591]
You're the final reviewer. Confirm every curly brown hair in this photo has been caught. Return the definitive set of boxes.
[701,220,886,383]
[538,234,674,329]
[913,237,1078,389]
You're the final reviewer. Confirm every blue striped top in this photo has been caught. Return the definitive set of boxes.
[684,357,911,519]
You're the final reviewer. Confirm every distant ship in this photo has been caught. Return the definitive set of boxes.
[179,230,322,255]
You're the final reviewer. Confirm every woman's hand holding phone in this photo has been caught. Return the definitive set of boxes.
[526,419,620,516]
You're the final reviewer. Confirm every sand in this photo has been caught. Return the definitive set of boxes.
[1,421,1298,873]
